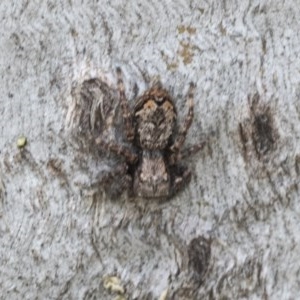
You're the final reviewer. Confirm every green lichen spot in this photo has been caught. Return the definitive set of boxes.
[17,136,27,148]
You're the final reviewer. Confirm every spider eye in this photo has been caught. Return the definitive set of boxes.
[162,100,174,111]
[144,100,157,110]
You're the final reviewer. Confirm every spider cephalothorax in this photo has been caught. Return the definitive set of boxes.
[95,68,205,199]
[134,84,177,150]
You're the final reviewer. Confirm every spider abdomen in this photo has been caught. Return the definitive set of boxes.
[133,150,170,198]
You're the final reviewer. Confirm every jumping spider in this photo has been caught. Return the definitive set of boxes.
[96,68,205,199]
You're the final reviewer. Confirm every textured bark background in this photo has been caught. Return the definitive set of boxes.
[1,1,300,299]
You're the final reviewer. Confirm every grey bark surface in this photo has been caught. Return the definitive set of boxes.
[1,1,300,299]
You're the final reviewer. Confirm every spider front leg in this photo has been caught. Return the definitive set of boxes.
[95,137,138,164]
[116,67,135,142]
[170,82,195,153]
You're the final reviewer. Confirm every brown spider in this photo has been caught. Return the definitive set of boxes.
[95,68,205,199]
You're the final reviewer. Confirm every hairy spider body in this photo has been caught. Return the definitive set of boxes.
[96,68,204,199]
[133,150,170,198]
[134,84,177,150]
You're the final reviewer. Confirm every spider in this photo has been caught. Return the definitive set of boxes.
[95,68,205,199]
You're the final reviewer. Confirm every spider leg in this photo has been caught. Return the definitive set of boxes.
[170,82,195,153]
[171,168,192,195]
[95,137,138,164]
[95,163,128,186]
[116,67,135,142]
[169,141,206,165]
[91,163,132,198]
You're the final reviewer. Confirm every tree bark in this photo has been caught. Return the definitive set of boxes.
[1,1,299,299]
